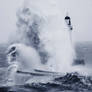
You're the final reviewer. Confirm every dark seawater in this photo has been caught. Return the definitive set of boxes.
[0,42,92,92]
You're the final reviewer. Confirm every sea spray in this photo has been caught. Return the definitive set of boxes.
[6,43,51,85]
[22,0,76,72]
[39,15,75,72]
[7,44,48,71]
[8,0,76,73]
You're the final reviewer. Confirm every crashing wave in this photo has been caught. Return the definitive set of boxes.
[24,72,92,91]
[1,72,92,92]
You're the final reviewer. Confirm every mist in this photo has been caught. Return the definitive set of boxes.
[0,0,92,43]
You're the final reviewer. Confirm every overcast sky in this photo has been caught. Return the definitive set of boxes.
[0,0,92,43]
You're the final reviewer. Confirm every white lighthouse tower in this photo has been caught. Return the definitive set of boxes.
[65,13,73,43]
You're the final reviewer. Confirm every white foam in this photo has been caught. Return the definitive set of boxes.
[22,0,75,72]
[9,0,76,73]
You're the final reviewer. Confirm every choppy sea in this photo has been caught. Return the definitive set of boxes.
[0,42,92,92]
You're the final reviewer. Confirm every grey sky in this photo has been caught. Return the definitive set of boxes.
[0,0,92,43]
[0,0,23,43]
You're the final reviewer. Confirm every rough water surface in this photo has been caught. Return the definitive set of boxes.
[0,43,92,92]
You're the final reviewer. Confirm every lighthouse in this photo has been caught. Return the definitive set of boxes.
[65,13,73,30]
[65,13,73,43]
